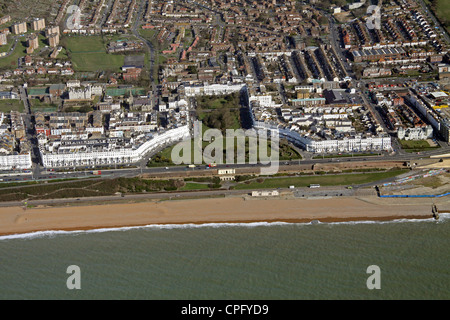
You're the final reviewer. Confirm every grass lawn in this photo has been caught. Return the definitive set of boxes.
[425,0,450,34]
[0,39,27,70]
[70,53,124,72]
[0,38,13,54]
[234,169,408,190]
[0,99,24,113]
[196,94,243,132]
[63,35,124,72]
[180,182,210,191]
[0,177,183,202]
[148,134,301,167]
[399,139,440,153]
[139,29,158,40]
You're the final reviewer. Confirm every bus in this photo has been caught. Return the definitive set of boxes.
[309,184,320,188]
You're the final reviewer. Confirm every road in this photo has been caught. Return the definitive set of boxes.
[326,13,353,77]
[132,0,157,107]
[2,143,448,184]
[19,85,42,178]
[0,167,415,208]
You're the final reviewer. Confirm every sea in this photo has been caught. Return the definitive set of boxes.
[0,215,449,300]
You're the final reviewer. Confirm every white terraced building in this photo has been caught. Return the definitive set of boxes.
[40,126,190,168]
[0,153,32,170]
[183,84,246,96]
[253,121,391,153]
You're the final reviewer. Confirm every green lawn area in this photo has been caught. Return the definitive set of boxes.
[0,38,13,54]
[0,99,24,113]
[196,94,242,132]
[425,0,450,34]
[399,139,440,153]
[148,134,301,167]
[70,51,124,73]
[139,29,158,40]
[234,169,408,190]
[0,39,27,70]
[180,182,210,191]
[63,35,124,72]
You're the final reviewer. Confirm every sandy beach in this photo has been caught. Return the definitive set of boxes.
[0,195,448,236]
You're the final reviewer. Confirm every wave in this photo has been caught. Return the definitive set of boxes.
[1,214,448,241]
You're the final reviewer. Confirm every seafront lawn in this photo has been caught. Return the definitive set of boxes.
[147,137,302,167]
[233,169,408,190]
[399,139,440,153]
[180,182,210,191]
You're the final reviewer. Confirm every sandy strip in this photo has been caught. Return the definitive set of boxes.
[0,196,448,236]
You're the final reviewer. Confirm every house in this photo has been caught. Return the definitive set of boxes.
[24,55,33,66]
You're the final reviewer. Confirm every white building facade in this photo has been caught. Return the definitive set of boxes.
[40,126,190,168]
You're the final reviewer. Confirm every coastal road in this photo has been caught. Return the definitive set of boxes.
[1,146,448,184]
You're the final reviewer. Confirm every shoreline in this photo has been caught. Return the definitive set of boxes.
[0,215,435,238]
[0,196,448,237]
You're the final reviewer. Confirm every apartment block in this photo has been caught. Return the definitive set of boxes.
[32,18,45,31]
[0,32,7,46]
[45,25,60,37]
[48,33,59,47]
[12,22,27,34]
[27,34,39,50]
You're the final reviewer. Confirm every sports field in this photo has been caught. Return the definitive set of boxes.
[64,36,124,72]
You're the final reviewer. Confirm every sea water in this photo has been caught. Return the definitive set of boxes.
[0,216,449,299]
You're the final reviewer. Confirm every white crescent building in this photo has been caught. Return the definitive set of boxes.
[39,125,190,168]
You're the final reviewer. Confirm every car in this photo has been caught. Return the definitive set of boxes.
[165,167,169,170]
